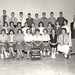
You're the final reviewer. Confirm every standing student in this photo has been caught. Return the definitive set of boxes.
[38,21,45,35]
[57,28,70,59]
[15,29,24,59]
[18,12,25,27]
[0,10,9,26]
[48,12,56,26]
[24,29,33,59]
[26,13,33,28]
[31,22,36,35]
[0,29,9,59]
[40,12,48,28]
[57,12,66,27]
[22,22,29,35]
[9,12,17,27]
[7,30,16,58]
[50,29,58,58]
[33,13,40,28]
[42,29,50,57]
[33,29,42,55]
[47,22,53,34]
[15,22,22,34]
[55,20,62,36]
[70,15,75,55]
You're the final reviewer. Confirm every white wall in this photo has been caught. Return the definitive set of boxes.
[0,0,75,24]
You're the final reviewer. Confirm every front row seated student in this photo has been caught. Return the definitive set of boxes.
[24,29,33,59]
[33,29,42,55]
[42,29,51,57]
[15,29,24,60]
[7,29,16,58]
[50,29,58,58]
[0,29,9,59]
[57,28,70,59]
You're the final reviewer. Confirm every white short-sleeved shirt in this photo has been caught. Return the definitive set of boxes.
[9,35,14,42]
[0,34,8,43]
[42,34,50,41]
[33,34,42,41]
[38,27,45,35]
[22,27,29,35]
[24,34,33,42]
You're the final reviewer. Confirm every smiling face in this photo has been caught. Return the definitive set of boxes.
[52,29,55,35]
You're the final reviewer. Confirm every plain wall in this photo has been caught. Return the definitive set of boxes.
[0,0,75,24]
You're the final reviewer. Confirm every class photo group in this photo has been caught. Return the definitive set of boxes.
[0,10,75,60]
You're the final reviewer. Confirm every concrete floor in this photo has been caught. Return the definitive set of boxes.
[0,53,75,75]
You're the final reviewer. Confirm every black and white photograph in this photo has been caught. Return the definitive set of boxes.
[0,0,75,75]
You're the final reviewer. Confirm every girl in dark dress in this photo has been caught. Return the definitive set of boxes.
[50,29,58,58]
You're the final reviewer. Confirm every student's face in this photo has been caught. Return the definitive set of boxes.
[10,31,13,35]
[56,22,59,25]
[62,30,66,35]
[4,23,8,27]
[32,24,35,27]
[50,13,54,17]
[11,13,15,17]
[18,30,22,34]
[48,23,51,27]
[3,11,6,15]
[20,13,23,17]
[59,13,63,17]
[36,31,39,35]
[64,21,67,25]
[42,13,46,17]
[18,23,21,27]
[44,30,47,34]
[27,30,31,34]
[52,30,55,35]
[28,15,31,18]
[10,23,14,27]
[35,15,38,18]
[2,31,5,35]
[39,23,43,27]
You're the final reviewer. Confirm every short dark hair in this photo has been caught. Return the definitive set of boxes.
[17,22,21,26]
[9,21,14,26]
[26,28,31,34]
[35,13,38,16]
[35,29,40,33]
[9,29,15,34]
[3,10,6,12]
[47,22,52,27]
[59,11,63,14]
[42,12,46,15]
[50,12,54,14]
[64,19,68,25]
[19,12,23,15]
[17,29,23,34]
[38,21,44,27]
[43,29,48,33]
[1,29,6,34]
[3,22,8,27]
[62,28,67,32]
[11,12,15,15]
[28,13,31,15]
[51,29,56,34]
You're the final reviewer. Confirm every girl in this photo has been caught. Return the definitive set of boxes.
[50,29,58,58]
[55,20,62,36]
[31,22,36,35]
[42,29,51,57]
[8,29,16,58]
[47,22,53,34]
[15,22,22,34]
[24,29,33,59]
[0,29,9,59]
[3,22,9,34]
[33,29,42,55]
[22,22,29,35]
[38,21,45,35]
[15,29,24,59]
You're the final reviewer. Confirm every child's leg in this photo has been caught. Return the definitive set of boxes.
[10,47,15,57]
[27,51,30,59]
[43,48,46,57]
[17,49,20,59]
[47,49,50,56]
[19,50,23,57]
[51,48,56,58]
[1,47,5,59]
